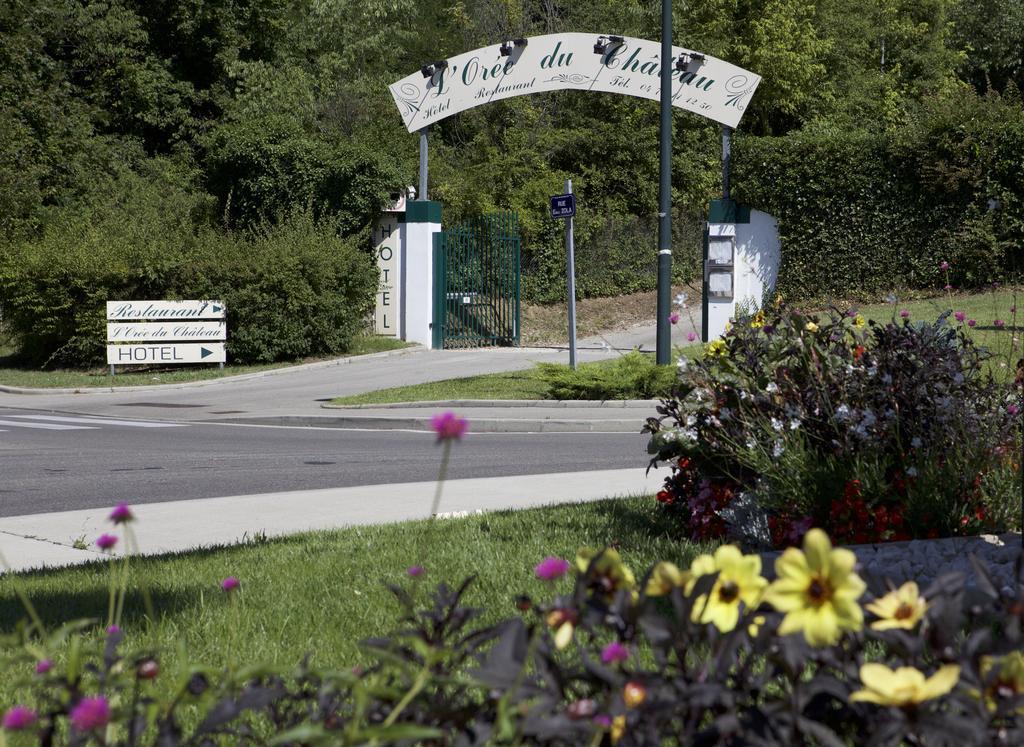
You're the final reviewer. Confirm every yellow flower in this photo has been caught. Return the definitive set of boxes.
[575,547,636,598]
[850,663,960,706]
[645,561,690,597]
[866,582,928,630]
[686,545,768,633]
[764,528,866,646]
[804,321,819,333]
[546,609,577,650]
[977,651,1024,713]
[706,339,728,357]
[750,309,766,329]
[610,714,626,744]
[623,681,646,709]
[853,314,866,329]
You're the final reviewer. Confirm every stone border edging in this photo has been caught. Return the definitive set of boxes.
[322,399,657,410]
[203,414,645,433]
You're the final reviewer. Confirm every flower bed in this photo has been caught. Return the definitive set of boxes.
[645,300,1021,547]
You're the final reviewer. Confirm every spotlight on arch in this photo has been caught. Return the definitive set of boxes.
[674,52,706,71]
[420,60,449,78]
[499,38,528,57]
[593,35,624,55]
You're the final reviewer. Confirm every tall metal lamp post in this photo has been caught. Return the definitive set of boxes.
[656,0,673,365]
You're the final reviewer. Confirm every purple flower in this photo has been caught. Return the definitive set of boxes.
[601,641,630,664]
[967,319,977,327]
[687,332,697,342]
[35,659,53,675]
[1008,404,1020,416]
[108,502,133,524]
[95,533,118,551]
[940,261,950,271]
[1011,306,1017,314]
[899,309,910,318]
[534,556,571,581]
[954,311,965,323]
[221,576,240,592]
[944,284,953,291]
[994,319,1005,328]
[69,697,110,732]
[668,312,680,325]
[106,625,121,635]
[430,411,468,441]
[406,565,425,578]
[2,705,37,731]
[593,714,612,728]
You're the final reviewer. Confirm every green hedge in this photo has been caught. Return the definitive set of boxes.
[0,169,377,368]
[733,93,1024,300]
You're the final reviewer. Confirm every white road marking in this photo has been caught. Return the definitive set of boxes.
[0,419,97,430]
[7,415,186,428]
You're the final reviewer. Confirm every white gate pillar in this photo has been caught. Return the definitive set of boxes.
[403,201,442,347]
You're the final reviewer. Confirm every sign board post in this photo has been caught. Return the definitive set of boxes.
[551,184,578,369]
[106,300,227,374]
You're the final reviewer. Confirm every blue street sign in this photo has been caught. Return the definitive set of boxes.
[550,193,576,219]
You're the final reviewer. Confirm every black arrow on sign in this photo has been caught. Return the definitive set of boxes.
[201,347,213,359]
[212,305,223,313]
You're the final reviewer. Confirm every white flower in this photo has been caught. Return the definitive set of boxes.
[861,410,877,428]
[766,382,779,393]
[789,419,801,430]
[675,292,689,308]
[746,438,757,450]
[771,417,784,432]
[682,428,698,442]
[719,407,732,420]
[772,441,784,458]
[953,373,964,385]
[835,404,851,421]
[911,436,922,448]
[906,466,918,477]
[677,356,688,371]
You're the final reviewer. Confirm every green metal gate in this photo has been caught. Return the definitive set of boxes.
[432,212,521,349]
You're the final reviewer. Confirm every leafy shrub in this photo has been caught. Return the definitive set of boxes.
[733,91,1024,301]
[537,351,677,400]
[645,304,1020,545]
[0,166,377,368]
[3,529,1022,745]
[184,215,378,363]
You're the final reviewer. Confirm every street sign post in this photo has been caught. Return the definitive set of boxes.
[552,184,578,369]
[106,300,227,374]
[550,193,576,220]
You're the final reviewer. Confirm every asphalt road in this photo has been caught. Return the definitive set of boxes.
[0,408,651,517]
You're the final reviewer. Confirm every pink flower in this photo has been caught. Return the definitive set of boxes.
[687,332,697,342]
[669,312,680,325]
[1011,306,1017,314]
[600,641,630,664]
[430,411,468,441]
[406,565,425,578]
[95,534,118,551]
[35,660,53,675]
[69,697,110,732]
[899,309,910,318]
[106,625,121,635]
[593,714,612,728]
[940,261,950,271]
[944,284,953,291]
[954,311,965,323]
[967,319,977,327]
[534,556,571,581]
[2,705,37,731]
[994,319,1005,328]
[1008,404,1020,416]
[108,503,133,524]
[220,577,240,592]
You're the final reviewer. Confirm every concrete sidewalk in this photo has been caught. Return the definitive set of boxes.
[0,467,668,574]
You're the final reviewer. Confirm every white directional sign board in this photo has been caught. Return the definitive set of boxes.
[106,300,227,368]
[390,33,761,132]
[106,321,227,342]
[107,343,226,365]
[106,300,226,320]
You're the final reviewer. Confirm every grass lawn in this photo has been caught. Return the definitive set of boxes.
[332,287,1023,405]
[0,496,713,700]
[0,336,412,389]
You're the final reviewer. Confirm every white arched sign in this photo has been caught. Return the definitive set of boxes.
[389,33,761,131]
